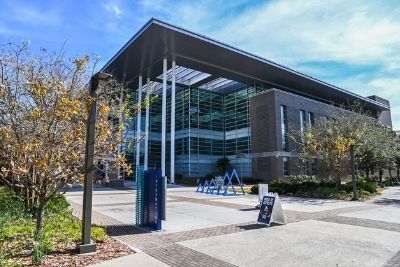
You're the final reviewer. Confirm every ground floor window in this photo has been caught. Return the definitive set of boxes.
[283,157,289,176]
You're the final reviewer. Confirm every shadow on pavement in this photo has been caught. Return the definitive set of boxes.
[237,223,281,231]
[370,198,400,206]
[105,224,152,236]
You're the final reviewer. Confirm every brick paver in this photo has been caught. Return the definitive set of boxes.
[317,215,400,232]
[168,195,253,210]
[69,191,400,267]
[383,250,400,267]
[69,201,236,267]
[162,221,268,242]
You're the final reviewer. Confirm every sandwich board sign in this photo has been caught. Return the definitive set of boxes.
[257,193,286,226]
[258,184,268,203]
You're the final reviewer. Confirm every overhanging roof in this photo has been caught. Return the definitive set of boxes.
[101,18,389,111]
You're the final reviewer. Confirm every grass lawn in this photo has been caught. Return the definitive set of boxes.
[0,186,131,266]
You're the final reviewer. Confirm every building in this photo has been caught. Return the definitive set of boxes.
[101,18,391,182]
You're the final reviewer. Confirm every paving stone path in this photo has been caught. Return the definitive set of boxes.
[69,192,400,267]
[69,202,236,267]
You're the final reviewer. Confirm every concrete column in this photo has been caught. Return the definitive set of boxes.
[161,58,167,177]
[136,75,142,167]
[170,60,176,183]
[144,77,150,170]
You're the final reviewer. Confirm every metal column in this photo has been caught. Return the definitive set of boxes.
[144,77,150,171]
[161,58,167,177]
[136,75,142,167]
[170,60,176,183]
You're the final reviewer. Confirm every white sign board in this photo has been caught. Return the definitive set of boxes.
[258,184,268,203]
[257,192,286,226]
[271,193,286,225]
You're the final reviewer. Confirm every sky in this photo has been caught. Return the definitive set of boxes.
[1,0,400,129]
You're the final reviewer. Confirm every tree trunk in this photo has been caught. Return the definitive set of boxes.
[33,192,46,263]
[35,193,46,239]
[335,173,341,188]
[379,169,384,187]
[389,167,393,186]
[397,166,399,183]
[350,146,357,200]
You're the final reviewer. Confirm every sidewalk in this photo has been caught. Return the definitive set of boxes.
[90,252,168,267]
[67,186,400,267]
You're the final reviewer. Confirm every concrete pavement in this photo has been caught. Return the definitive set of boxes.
[66,185,400,267]
[89,253,168,267]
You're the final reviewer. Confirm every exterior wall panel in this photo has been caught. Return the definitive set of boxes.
[250,89,347,181]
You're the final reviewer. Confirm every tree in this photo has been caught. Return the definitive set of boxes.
[357,124,398,186]
[299,114,364,188]
[395,137,400,183]
[297,104,397,199]
[0,42,135,257]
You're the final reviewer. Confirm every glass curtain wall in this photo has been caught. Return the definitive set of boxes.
[127,82,270,179]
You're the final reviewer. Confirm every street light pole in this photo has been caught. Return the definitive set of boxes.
[79,72,112,254]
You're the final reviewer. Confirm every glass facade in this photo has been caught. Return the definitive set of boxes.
[300,110,306,133]
[283,157,289,176]
[127,82,269,178]
[308,112,315,127]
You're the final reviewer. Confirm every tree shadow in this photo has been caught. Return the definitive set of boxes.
[370,198,400,207]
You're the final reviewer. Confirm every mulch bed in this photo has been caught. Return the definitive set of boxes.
[21,237,133,266]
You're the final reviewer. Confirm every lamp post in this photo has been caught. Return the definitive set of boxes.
[79,72,112,254]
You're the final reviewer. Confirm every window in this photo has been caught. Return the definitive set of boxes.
[300,110,306,132]
[308,112,315,127]
[283,157,289,176]
[280,105,288,151]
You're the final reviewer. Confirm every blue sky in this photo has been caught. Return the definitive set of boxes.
[1,0,400,129]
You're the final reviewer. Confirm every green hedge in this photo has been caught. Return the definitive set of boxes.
[250,178,377,200]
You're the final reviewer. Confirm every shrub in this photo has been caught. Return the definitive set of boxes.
[289,175,318,183]
[205,173,214,180]
[45,195,70,215]
[358,179,377,193]
[312,186,338,199]
[92,226,107,243]
[341,179,377,194]
[268,180,288,195]
[250,184,258,194]
[383,177,400,187]
[0,187,110,265]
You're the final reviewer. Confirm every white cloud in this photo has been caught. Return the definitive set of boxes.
[3,4,61,26]
[210,0,400,70]
[103,2,122,18]
[160,0,400,128]
[153,0,400,72]
[91,0,400,128]
[338,75,400,129]
[137,0,167,12]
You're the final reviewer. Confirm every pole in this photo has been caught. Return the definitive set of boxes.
[136,75,142,170]
[117,81,124,179]
[79,72,111,254]
[170,60,176,183]
[144,77,150,171]
[161,58,167,177]
[79,76,98,254]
